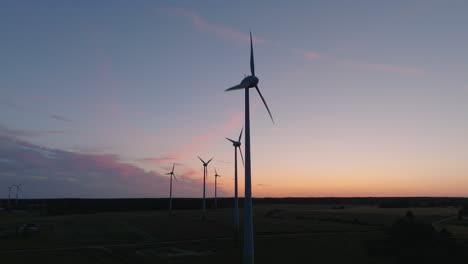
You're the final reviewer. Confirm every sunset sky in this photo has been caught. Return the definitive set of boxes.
[2,1,468,198]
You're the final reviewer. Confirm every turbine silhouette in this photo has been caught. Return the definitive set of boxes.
[7,185,13,208]
[198,156,213,220]
[166,163,178,215]
[226,128,245,233]
[225,31,274,264]
[214,168,221,209]
[13,184,23,207]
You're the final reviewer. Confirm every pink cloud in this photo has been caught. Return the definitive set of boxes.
[172,111,243,159]
[161,7,325,64]
[304,51,321,60]
[147,111,243,163]
[182,168,198,177]
[137,156,177,164]
[160,7,264,44]
[291,48,322,61]
[0,134,205,198]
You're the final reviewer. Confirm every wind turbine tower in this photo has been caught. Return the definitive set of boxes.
[225,31,274,264]
[214,168,221,209]
[166,163,178,215]
[7,185,13,208]
[198,156,213,219]
[226,128,244,233]
[14,184,23,207]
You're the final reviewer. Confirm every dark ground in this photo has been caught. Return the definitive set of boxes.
[1,198,468,263]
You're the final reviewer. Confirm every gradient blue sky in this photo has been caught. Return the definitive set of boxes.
[1,1,468,198]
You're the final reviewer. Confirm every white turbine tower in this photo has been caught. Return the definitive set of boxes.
[198,156,213,220]
[214,168,221,209]
[226,128,245,233]
[166,163,178,215]
[225,31,274,264]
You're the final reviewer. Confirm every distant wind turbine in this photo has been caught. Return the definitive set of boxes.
[214,168,221,209]
[166,163,178,215]
[226,128,245,233]
[13,184,23,206]
[225,31,274,264]
[7,185,13,208]
[198,156,213,219]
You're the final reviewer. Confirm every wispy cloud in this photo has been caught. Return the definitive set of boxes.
[51,115,73,123]
[161,7,324,63]
[304,51,321,60]
[162,6,428,77]
[68,145,113,154]
[137,156,177,164]
[163,111,243,161]
[160,7,264,44]
[0,125,66,138]
[291,48,322,61]
[215,159,232,165]
[139,111,242,167]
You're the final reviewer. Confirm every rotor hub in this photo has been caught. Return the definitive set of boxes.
[241,75,259,88]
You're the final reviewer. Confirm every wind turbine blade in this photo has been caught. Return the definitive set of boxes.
[255,86,274,124]
[215,168,218,175]
[250,31,255,76]
[173,174,178,181]
[238,147,245,168]
[226,137,236,144]
[172,163,175,173]
[197,156,206,164]
[206,158,213,164]
[226,83,248,91]
[238,127,243,142]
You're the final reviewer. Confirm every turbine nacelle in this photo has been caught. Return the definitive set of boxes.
[240,75,259,88]
[198,156,213,167]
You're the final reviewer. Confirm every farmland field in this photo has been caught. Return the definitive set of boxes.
[0,204,465,264]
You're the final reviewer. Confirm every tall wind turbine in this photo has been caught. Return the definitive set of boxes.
[225,31,274,264]
[214,168,221,209]
[166,163,178,215]
[226,128,245,233]
[198,156,213,219]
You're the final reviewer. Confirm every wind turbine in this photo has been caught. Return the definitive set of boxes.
[198,156,213,219]
[225,31,274,264]
[226,128,245,233]
[166,163,178,215]
[13,184,23,207]
[214,168,221,209]
[7,185,13,208]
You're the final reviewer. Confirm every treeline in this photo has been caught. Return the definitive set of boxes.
[1,197,467,215]
[0,198,238,215]
[255,197,468,208]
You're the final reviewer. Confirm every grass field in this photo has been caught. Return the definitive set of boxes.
[0,204,464,263]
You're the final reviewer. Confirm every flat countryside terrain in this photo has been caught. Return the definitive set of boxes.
[1,204,466,264]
